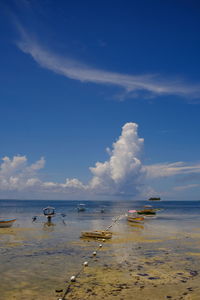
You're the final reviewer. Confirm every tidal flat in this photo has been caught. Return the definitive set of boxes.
[0,200,200,300]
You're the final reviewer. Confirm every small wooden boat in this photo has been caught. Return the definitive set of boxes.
[137,209,156,215]
[127,210,144,223]
[81,230,112,239]
[137,205,157,215]
[0,218,16,228]
[127,216,144,223]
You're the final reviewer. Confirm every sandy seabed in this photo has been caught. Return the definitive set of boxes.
[0,218,200,300]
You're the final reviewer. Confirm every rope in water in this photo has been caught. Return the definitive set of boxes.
[57,213,126,300]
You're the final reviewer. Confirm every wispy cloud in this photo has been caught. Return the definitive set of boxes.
[145,162,200,179]
[174,183,200,191]
[15,25,200,99]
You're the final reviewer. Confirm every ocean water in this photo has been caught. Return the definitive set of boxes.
[0,200,200,300]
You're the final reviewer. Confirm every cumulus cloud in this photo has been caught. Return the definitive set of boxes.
[89,123,145,195]
[15,24,200,99]
[0,123,145,197]
[1,123,200,199]
[0,156,44,191]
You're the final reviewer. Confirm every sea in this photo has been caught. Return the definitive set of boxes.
[0,200,200,300]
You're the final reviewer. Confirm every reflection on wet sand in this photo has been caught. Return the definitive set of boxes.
[43,221,56,232]
[128,223,144,230]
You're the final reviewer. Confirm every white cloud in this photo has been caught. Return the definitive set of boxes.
[0,155,44,191]
[145,162,200,179]
[0,123,145,197]
[15,25,200,99]
[174,183,200,191]
[89,123,145,195]
[0,124,200,199]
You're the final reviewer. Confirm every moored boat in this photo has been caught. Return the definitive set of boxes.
[100,206,105,213]
[0,218,16,228]
[81,230,112,239]
[77,204,86,212]
[43,206,56,222]
[43,206,55,216]
[127,210,144,223]
[127,216,145,222]
[137,205,158,215]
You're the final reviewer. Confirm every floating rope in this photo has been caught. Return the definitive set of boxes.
[57,212,126,300]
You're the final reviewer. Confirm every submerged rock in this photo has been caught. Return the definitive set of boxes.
[55,289,63,293]
[190,270,198,277]
[137,273,149,276]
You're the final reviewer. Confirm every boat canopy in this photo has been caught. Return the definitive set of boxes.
[43,206,55,216]
[128,210,137,213]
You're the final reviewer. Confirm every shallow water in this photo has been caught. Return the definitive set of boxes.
[0,200,200,299]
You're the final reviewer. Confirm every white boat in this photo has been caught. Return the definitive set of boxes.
[0,218,16,228]
[77,204,86,212]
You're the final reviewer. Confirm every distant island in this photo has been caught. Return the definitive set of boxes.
[148,197,161,201]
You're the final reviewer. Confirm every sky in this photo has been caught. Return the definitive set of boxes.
[0,0,200,200]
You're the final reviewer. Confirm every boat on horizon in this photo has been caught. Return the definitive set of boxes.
[0,218,16,228]
[148,197,161,201]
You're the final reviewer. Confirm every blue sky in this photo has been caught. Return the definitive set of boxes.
[0,0,200,200]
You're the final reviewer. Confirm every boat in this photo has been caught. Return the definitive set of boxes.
[81,230,112,239]
[32,207,66,225]
[127,210,144,223]
[127,216,145,223]
[0,218,16,228]
[43,206,56,216]
[77,204,86,212]
[100,206,105,213]
[149,197,161,201]
[137,205,157,215]
[43,206,56,222]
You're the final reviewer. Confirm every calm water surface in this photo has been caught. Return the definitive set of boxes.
[0,200,199,299]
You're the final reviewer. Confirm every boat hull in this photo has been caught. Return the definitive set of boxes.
[0,219,16,228]
[81,230,112,239]
[127,216,144,223]
[77,208,85,212]
[137,210,156,215]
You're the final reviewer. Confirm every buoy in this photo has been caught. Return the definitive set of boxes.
[93,251,97,256]
[70,275,76,282]
[102,239,105,242]
[99,244,102,248]
[83,261,88,266]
